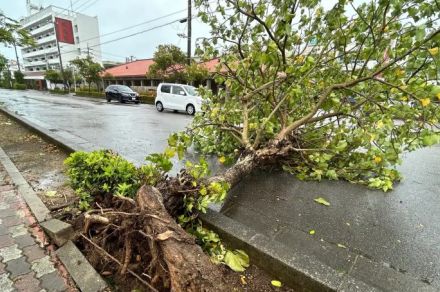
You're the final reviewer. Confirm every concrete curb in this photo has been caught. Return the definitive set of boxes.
[56,241,108,292]
[0,146,107,291]
[0,146,51,222]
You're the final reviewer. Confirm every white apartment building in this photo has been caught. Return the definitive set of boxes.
[19,2,102,86]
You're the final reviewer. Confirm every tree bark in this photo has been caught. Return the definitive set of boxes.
[209,154,256,187]
[136,185,228,292]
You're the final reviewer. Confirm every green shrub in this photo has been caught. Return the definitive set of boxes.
[14,71,25,84]
[139,94,155,104]
[0,81,11,89]
[13,83,26,90]
[64,150,140,210]
[75,90,105,98]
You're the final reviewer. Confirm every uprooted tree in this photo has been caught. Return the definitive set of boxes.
[65,0,440,291]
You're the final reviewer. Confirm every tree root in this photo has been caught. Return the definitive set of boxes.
[78,184,228,291]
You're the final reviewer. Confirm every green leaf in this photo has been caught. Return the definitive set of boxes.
[224,249,249,272]
[314,197,330,206]
[422,134,440,146]
[45,190,57,197]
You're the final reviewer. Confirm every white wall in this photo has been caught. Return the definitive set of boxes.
[74,13,102,65]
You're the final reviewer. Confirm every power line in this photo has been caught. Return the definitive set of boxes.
[61,17,185,55]
[79,8,188,44]
[73,0,92,11]
[78,0,100,12]
[70,0,84,9]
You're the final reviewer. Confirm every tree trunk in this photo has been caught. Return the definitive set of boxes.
[209,154,256,187]
[136,185,228,292]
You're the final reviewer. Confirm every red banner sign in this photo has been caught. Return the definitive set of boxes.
[54,17,74,44]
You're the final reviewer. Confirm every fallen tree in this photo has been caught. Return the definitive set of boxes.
[66,0,440,290]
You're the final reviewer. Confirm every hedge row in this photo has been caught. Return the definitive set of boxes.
[13,83,26,90]
[49,89,70,95]
[139,95,155,104]
[74,91,155,104]
[75,91,105,98]
[0,83,26,90]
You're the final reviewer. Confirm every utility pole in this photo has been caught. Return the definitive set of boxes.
[72,66,77,92]
[12,42,21,72]
[54,19,66,89]
[187,0,192,65]
[87,43,90,58]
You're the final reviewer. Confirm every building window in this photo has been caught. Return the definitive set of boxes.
[74,25,78,32]
[77,48,81,53]
[75,36,79,44]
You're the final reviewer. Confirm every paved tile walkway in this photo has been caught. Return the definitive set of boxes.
[0,166,70,292]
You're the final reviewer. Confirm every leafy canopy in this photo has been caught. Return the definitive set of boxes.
[192,0,440,191]
[148,44,210,83]
[148,44,188,81]
[0,54,7,75]
[70,56,103,87]
[0,13,35,47]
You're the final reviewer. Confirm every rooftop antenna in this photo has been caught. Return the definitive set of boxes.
[26,0,40,15]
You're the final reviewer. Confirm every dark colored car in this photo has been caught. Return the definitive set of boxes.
[105,85,140,104]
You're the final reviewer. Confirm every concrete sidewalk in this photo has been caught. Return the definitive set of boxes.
[0,165,71,291]
[223,144,440,290]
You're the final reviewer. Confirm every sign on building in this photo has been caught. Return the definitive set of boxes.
[54,17,74,44]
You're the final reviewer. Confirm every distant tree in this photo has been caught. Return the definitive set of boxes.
[2,70,12,88]
[13,70,24,84]
[44,69,62,87]
[71,56,103,91]
[0,13,35,47]
[0,54,7,80]
[185,62,209,84]
[103,72,114,80]
[148,44,187,82]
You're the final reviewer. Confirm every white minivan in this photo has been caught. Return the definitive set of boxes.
[155,83,202,115]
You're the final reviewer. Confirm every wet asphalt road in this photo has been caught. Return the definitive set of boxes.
[0,89,192,164]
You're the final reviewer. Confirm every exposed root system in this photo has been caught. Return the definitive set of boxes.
[76,185,228,292]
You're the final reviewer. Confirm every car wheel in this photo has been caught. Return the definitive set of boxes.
[156,101,164,112]
[119,95,125,103]
[135,101,139,104]
[186,104,195,115]
[105,93,111,102]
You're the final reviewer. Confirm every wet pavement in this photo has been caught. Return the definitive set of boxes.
[223,141,440,289]
[1,88,439,290]
[0,89,192,164]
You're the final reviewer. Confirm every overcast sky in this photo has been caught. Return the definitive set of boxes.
[0,0,211,62]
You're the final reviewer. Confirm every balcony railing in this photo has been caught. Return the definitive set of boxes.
[35,34,57,45]
[22,47,58,58]
[31,22,54,36]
